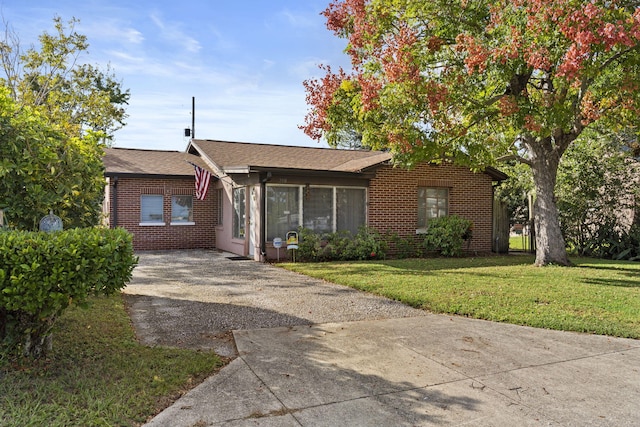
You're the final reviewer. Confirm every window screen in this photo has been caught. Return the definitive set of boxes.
[266,186,300,240]
[337,188,366,235]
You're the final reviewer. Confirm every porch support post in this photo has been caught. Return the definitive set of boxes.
[259,172,271,260]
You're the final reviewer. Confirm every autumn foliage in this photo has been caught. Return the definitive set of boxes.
[302,0,640,265]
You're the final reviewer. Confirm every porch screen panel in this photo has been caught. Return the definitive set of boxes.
[303,187,333,233]
[336,188,366,235]
[266,186,300,241]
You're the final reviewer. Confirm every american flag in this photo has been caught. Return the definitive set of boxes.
[191,163,211,200]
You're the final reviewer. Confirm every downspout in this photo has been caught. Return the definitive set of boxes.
[112,176,118,228]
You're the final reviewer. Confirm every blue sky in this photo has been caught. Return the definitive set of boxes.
[0,0,350,150]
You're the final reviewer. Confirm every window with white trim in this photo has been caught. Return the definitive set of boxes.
[171,195,193,223]
[140,195,164,224]
[417,187,449,229]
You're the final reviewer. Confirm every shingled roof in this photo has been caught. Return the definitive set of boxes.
[188,139,392,174]
[105,140,506,181]
[103,147,210,177]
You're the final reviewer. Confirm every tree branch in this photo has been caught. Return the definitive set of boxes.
[497,154,532,166]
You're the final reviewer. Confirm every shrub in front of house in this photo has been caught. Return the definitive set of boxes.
[385,231,422,259]
[347,226,387,260]
[422,215,473,257]
[296,226,387,262]
[296,227,322,261]
[0,227,138,358]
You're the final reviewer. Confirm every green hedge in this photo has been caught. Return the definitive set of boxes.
[296,226,387,262]
[422,215,473,257]
[0,227,138,358]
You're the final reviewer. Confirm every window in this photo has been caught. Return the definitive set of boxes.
[266,186,300,240]
[140,195,164,224]
[417,187,449,229]
[171,195,193,223]
[337,188,366,235]
[266,185,366,240]
[216,189,223,225]
[233,187,246,239]
[303,187,333,233]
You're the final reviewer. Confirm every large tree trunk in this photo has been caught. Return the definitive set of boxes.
[528,138,571,266]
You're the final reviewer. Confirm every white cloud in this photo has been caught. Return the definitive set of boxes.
[278,9,317,29]
[149,12,201,54]
[81,21,144,46]
[205,24,237,52]
[289,58,327,80]
[121,28,145,45]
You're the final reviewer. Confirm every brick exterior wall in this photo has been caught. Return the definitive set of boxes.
[106,177,216,251]
[368,162,495,253]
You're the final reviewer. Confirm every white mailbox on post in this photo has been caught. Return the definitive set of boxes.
[273,237,283,261]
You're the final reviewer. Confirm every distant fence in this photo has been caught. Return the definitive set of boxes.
[508,221,536,253]
[493,200,537,253]
[493,199,509,253]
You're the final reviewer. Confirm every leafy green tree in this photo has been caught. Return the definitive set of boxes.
[0,17,129,229]
[0,87,105,230]
[336,127,366,149]
[0,16,129,141]
[302,0,640,266]
[557,133,639,256]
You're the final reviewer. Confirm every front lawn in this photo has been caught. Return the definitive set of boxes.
[281,256,640,338]
[0,294,225,427]
[509,235,531,251]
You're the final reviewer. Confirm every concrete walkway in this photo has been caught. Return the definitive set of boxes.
[133,251,640,426]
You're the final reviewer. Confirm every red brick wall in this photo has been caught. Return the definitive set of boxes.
[106,177,216,251]
[368,162,495,253]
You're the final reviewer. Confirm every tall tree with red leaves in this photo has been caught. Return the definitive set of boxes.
[302,0,640,266]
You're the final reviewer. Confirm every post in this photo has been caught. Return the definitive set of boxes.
[191,96,195,139]
[528,192,536,253]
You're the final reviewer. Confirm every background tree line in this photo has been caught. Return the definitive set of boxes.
[497,132,640,260]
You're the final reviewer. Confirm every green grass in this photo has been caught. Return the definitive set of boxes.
[0,294,225,427]
[509,235,531,250]
[281,256,640,339]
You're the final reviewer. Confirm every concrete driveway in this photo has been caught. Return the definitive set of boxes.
[124,250,640,426]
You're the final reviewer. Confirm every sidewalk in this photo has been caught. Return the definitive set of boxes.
[145,313,640,426]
